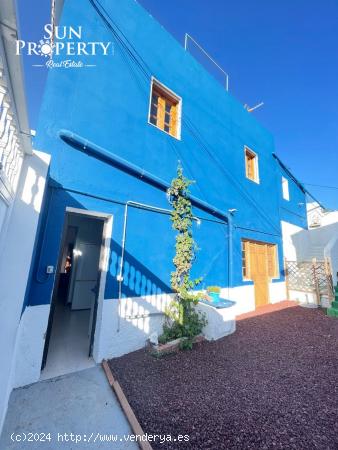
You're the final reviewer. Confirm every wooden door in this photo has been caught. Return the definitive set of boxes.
[249,242,270,308]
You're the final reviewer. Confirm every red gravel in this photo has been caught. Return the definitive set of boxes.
[109,306,338,450]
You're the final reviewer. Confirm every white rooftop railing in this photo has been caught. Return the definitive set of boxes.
[184,33,229,92]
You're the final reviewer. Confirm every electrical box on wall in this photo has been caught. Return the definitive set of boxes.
[46,266,54,274]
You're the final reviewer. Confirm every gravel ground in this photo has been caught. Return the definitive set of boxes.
[109,306,338,450]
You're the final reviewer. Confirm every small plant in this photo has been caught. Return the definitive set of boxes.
[207,286,221,293]
[179,338,193,351]
[158,322,183,345]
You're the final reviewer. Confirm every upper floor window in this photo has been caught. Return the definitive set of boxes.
[282,176,290,200]
[149,79,181,139]
[245,147,259,183]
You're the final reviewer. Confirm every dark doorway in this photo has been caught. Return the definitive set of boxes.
[41,211,105,379]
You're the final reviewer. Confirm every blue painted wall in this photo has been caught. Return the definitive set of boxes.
[27,0,307,307]
[278,164,308,228]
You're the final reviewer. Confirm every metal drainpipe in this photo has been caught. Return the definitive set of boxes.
[227,214,234,299]
[59,130,233,223]
[116,200,202,332]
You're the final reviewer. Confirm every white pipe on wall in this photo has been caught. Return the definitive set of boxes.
[117,200,202,331]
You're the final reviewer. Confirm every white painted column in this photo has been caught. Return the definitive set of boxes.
[0,150,51,431]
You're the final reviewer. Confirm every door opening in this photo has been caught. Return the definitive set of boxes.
[249,242,270,308]
[41,211,105,379]
[242,239,279,308]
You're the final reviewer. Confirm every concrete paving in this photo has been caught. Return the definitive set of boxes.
[0,366,139,449]
[40,302,96,381]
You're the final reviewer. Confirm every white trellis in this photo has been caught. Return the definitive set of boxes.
[285,258,334,305]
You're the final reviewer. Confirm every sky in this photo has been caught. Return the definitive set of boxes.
[17,0,338,209]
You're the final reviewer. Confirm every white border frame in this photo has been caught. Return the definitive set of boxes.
[282,176,290,201]
[65,207,113,361]
[241,238,280,282]
[244,145,260,184]
[147,76,182,141]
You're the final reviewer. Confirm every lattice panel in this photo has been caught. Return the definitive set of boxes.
[314,261,334,296]
[286,261,315,292]
[286,260,334,300]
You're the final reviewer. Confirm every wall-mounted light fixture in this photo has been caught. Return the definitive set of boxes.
[228,208,237,215]
[194,217,202,227]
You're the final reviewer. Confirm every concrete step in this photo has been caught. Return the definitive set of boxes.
[300,245,324,258]
[304,245,325,258]
[327,308,338,318]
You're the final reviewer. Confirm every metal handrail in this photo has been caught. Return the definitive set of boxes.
[184,33,229,91]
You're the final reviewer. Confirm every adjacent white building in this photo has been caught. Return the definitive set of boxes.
[282,200,338,307]
[0,1,50,431]
[283,202,338,283]
[305,202,338,284]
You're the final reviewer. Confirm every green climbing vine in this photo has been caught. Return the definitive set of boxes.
[159,164,206,349]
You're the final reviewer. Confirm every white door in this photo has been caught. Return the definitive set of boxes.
[71,242,101,310]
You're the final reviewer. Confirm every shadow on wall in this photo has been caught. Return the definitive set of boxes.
[23,177,232,361]
[107,240,172,300]
[96,241,173,354]
[96,233,230,359]
[26,179,175,310]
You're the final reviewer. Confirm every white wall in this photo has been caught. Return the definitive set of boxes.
[227,285,255,315]
[281,220,307,261]
[93,281,286,360]
[308,224,338,284]
[282,216,338,285]
[279,214,338,303]
[226,282,287,316]
[0,150,50,432]
[269,281,287,303]
[12,305,51,388]
[308,202,338,228]
[197,302,236,341]
[93,294,171,360]
[288,290,317,305]
[329,238,338,285]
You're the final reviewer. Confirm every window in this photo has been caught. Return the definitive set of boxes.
[149,79,181,139]
[282,176,290,200]
[266,244,279,279]
[245,147,259,183]
[241,240,250,280]
[241,239,279,280]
